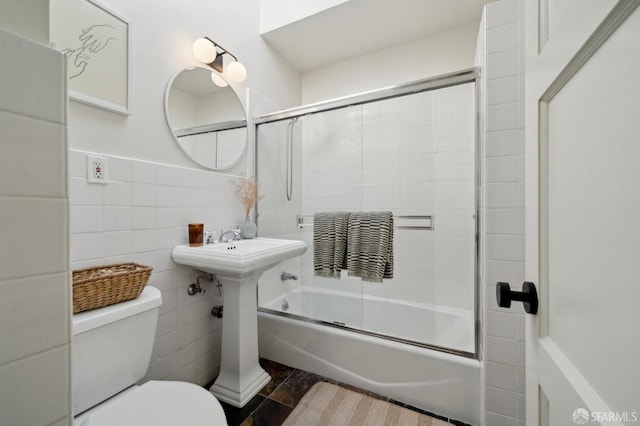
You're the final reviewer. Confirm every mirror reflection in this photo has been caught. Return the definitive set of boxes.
[165,66,247,170]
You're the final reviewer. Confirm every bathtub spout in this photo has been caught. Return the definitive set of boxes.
[281,272,298,281]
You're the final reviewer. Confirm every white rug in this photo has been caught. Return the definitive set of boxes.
[283,382,450,426]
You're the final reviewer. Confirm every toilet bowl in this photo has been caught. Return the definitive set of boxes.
[75,381,226,426]
[72,286,226,425]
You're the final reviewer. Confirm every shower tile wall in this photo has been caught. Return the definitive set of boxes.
[479,0,526,424]
[256,121,303,238]
[299,85,476,311]
[256,121,304,304]
[69,149,246,386]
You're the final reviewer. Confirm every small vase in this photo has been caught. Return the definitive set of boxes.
[239,215,257,239]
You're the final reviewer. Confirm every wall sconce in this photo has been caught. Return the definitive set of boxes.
[192,37,247,86]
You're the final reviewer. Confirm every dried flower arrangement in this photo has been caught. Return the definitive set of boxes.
[233,175,263,217]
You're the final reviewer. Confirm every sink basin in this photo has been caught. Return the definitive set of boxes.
[171,237,307,276]
[171,237,307,407]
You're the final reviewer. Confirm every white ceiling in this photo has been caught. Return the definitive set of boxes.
[261,0,495,72]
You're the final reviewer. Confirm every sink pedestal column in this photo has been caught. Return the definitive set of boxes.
[209,272,271,407]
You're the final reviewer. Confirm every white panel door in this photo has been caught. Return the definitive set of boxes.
[524,0,640,425]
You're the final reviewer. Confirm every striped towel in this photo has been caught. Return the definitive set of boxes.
[313,212,349,278]
[346,211,394,283]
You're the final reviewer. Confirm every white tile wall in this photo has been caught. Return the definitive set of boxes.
[295,85,476,311]
[0,33,65,125]
[480,0,526,424]
[0,113,66,197]
[69,149,246,386]
[0,28,71,425]
[256,118,305,305]
[0,346,70,425]
[0,273,70,366]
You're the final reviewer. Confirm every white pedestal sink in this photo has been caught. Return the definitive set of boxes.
[171,237,307,407]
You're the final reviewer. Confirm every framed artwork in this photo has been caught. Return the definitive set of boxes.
[50,0,132,115]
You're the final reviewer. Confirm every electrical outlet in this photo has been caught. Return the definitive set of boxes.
[87,155,108,184]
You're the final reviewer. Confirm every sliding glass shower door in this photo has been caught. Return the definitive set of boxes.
[256,76,477,355]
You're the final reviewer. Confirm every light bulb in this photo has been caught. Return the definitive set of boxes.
[192,38,216,64]
[211,72,228,87]
[226,61,247,83]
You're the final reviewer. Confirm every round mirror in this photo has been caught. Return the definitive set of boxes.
[165,66,247,170]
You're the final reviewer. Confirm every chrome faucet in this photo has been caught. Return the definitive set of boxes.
[220,229,240,243]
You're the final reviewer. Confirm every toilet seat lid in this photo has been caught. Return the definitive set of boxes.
[83,381,227,426]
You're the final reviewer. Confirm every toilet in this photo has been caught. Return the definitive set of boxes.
[72,286,227,425]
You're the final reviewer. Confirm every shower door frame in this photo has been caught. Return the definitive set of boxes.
[254,67,481,359]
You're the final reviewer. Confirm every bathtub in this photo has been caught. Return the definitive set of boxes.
[261,286,475,353]
[258,286,481,425]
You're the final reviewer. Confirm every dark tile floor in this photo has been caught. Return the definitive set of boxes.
[210,358,473,426]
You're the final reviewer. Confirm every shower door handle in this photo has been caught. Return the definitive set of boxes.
[496,281,538,315]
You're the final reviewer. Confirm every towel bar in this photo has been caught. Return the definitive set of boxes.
[296,214,434,230]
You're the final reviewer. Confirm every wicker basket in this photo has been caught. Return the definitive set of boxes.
[72,263,153,314]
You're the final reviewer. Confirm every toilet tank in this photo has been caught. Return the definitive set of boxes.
[72,286,162,415]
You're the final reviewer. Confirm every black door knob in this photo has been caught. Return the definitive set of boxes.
[496,281,538,315]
